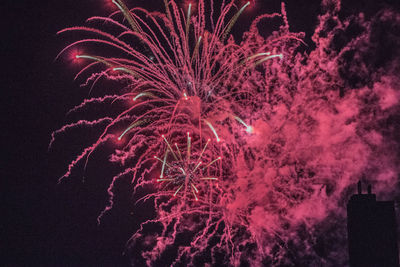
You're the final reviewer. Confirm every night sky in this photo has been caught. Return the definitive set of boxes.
[3,0,400,266]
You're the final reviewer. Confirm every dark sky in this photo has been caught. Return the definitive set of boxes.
[2,0,398,266]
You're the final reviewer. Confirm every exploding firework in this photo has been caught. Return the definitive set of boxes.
[154,134,221,202]
[53,0,400,265]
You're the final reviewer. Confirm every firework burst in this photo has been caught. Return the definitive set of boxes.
[154,133,221,202]
[52,0,305,265]
[53,0,400,265]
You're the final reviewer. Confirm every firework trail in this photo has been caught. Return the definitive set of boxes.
[53,0,400,265]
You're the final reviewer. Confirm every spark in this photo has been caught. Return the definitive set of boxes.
[157,178,174,182]
[111,0,140,32]
[202,156,222,170]
[254,54,283,66]
[162,134,178,161]
[191,36,202,62]
[175,142,183,161]
[222,2,251,41]
[153,156,173,168]
[234,116,253,133]
[187,132,191,161]
[117,120,145,140]
[160,150,169,178]
[173,184,184,197]
[186,3,192,39]
[133,92,155,101]
[204,120,220,142]
[191,185,198,201]
[196,138,210,165]
[75,54,113,67]
[191,183,199,193]
[112,67,139,77]
[193,161,202,172]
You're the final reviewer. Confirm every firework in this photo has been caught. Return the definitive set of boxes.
[154,134,221,202]
[53,0,400,265]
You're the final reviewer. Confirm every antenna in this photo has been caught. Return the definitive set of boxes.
[367,184,372,195]
[357,180,362,194]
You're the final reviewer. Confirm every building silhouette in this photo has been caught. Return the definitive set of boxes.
[347,181,399,267]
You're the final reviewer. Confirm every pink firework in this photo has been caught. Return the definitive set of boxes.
[53,0,400,265]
